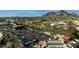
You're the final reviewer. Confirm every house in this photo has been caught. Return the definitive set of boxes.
[38,39,46,46]
[58,33,72,42]
[47,39,67,48]
[32,39,46,48]
[72,20,79,31]
[74,26,79,31]
[50,23,55,27]
[72,20,79,25]
[0,32,3,41]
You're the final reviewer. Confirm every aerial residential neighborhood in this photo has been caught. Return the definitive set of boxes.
[0,10,79,48]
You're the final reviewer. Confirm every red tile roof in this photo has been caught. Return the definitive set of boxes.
[61,34,72,41]
[38,40,46,46]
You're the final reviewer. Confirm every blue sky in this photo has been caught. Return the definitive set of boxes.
[0,10,79,17]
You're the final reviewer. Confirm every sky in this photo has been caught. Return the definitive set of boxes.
[0,10,79,17]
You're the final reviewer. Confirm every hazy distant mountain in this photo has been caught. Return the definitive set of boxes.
[43,10,77,16]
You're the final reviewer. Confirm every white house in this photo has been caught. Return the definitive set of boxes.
[0,32,3,41]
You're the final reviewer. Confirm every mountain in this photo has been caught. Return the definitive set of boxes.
[43,10,76,16]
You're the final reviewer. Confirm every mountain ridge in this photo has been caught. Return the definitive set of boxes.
[43,10,77,16]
